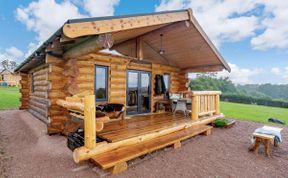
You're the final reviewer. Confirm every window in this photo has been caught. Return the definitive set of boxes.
[94,65,108,101]
[163,73,170,91]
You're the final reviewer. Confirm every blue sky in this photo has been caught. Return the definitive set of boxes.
[0,0,287,84]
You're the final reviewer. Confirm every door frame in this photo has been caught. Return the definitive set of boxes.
[126,69,151,115]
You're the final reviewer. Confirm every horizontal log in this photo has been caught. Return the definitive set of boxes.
[110,84,125,90]
[64,34,113,59]
[34,80,49,86]
[49,64,64,73]
[78,68,94,75]
[46,54,64,65]
[48,74,63,81]
[78,83,93,89]
[56,99,84,112]
[33,68,48,76]
[110,78,126,83]
[29,104,48,117]
[50,116,69,123]
[34,86,48,92]
[49,83,64,90]
[30,99,48,111]
[49,91,66,98]
[31,91,48,98]
[30,95,50,105]
[28,109,49,124]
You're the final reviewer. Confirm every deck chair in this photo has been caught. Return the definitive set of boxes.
[173,99,188,116]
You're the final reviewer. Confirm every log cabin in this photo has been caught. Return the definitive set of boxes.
[15,9,231,174]
[0,69,21,86]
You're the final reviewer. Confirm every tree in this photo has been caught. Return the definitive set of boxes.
[0,59,17,71]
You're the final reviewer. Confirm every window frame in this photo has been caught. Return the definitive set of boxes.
[94,65,109,102]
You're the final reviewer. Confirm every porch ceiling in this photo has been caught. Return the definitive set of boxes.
[112,20,229,72]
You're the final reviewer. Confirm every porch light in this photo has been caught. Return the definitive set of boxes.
[159,33,165,55]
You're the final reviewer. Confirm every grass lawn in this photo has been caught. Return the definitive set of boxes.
[0,87,20,110]
[221,101,288,124]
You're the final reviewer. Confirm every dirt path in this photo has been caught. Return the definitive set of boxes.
[0,110,287,178]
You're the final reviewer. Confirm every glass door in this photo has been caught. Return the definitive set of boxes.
[126,70,151,115]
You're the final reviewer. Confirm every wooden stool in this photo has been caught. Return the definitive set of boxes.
[249,133,275,157]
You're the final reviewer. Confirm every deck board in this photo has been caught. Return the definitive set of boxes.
[97,113,189,142]
[92,125,213,169]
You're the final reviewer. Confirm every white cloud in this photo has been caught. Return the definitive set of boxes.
[250,0,288,50]
[83,0,120,17]
[155,0,288,50]
[216,63,263,84]
[155,0,260,47]
[5,47,24,58]
[15,0,120,64]
[0,47,24,64]
[16,0,85,42]
[271,67,281,75]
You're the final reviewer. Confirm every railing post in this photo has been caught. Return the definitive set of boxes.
[84,95,96,149]
[191,94,199,120]
[215,94,220,115]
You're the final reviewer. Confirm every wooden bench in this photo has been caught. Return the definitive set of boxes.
[91,125,212,174]
[249,126,283,157]
[249,133,276,157]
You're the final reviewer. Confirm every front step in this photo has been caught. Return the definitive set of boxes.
[91,125,212,174]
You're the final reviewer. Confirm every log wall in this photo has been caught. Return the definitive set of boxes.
[76,53,129,105]
[28,66,50,123]
[19,52,188,135]
[46,54,70,134]
[75,52,187,112]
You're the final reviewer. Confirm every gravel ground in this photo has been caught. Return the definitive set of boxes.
[0,110,287,178]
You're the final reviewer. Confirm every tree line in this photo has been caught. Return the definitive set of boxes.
[189,74,288,108]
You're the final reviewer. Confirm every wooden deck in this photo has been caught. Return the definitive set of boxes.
[97,113,190,143]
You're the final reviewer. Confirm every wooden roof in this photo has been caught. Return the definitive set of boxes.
[15,9,230,73]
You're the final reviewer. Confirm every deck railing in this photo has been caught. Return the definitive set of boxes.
[184,91,221,120]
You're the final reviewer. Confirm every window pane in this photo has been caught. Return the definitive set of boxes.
[95,66,107,100]
[163,74,170,91]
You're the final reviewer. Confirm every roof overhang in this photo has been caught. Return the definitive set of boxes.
[15,9,230,73]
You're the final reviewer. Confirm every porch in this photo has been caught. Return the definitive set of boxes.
[98,112,221,143]
[57,90,223,173]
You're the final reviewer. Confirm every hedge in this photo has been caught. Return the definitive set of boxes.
[221,93,288,108]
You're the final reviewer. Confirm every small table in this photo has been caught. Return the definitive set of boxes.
[249,126,283,157]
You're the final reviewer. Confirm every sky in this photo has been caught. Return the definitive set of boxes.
[0,0,288,85]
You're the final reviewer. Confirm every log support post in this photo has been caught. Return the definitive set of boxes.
[173,141,181,149]
[136,36,143,60]
[109,162,128,174]
[191,95,199,120]
[215,94,220,115]
[84,95,96,149]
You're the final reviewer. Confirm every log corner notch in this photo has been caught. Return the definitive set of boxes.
[19,72,30,110]
[63,33,114,59]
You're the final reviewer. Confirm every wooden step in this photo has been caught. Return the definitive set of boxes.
[91,125,212,172]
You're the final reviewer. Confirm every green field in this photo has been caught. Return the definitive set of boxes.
[0,87,20,110]
[221,101,288,124]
